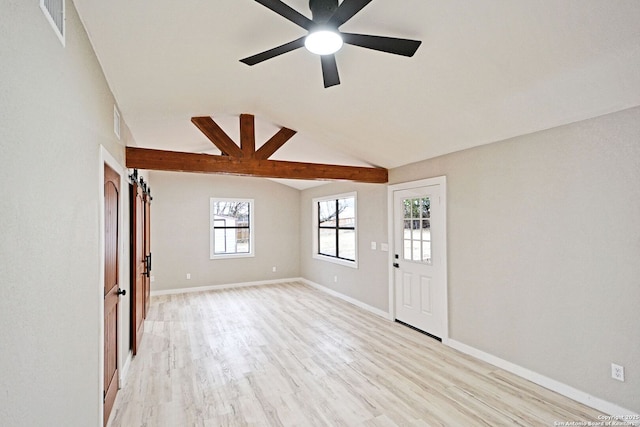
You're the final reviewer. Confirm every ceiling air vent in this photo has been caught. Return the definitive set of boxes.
[40,0,65,46]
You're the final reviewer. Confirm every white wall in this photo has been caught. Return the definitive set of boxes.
[149,172,300,291]
[300,182,389,312]
[0,1,129,425]
[391,106,640,413]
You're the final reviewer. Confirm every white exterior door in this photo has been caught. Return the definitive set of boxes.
[393,181,446,339]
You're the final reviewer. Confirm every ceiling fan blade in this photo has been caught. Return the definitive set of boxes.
[328,0,373,28]
[240,37,306,66]
[341,32,422,57]
[320,54,340,88]
[254,0,314,30]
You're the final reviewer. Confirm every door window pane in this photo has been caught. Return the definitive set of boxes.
[404,239,412,260]
[402,196,432,264]
[412,240,421,261]
[422,218,431,263]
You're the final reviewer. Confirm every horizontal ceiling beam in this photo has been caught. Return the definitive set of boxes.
[126,147,388,183]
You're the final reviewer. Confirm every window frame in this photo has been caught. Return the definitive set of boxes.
[312,192,358,268]
[402,196,432,265]
[210,198,255,259]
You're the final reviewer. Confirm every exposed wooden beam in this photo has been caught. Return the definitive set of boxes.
[191,116,243,158]
[240,114,255,158]
[255,127,297,160]
[126,147,388,183]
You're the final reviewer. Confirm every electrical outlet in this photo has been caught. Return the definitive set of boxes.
[334,275,338,283]
[371,241,377,250]
[611,363,625,382]
[186,273,191,280]
[272,266,277,272]
[150,276,155,283]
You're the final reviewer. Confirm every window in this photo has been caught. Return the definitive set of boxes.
[402,196,431,264]
[210,198,254,259]
[313,193,357,267]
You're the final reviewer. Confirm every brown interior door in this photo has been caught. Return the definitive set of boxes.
[143,194,151,317]
[103,164,120,426]
[131,183,145,355]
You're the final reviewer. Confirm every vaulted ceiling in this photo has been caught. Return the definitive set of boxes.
[74,0,640,188]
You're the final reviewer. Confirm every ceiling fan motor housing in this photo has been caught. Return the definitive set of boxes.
[309,0,338,23]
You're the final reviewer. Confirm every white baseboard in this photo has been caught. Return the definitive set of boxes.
[447,339,639,423]
[299,278,390,319]
[148,279,637,422]
[152,278,391,320]
[119,350,132,386]
[150,278,301,296]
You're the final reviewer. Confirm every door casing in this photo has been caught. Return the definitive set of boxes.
[387,176,449,342]
[99,146,128,426]
[103,163,120,426]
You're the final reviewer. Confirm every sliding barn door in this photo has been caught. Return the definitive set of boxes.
[130,177,152,355]
[143,193,151,317]
[131,183,145,355]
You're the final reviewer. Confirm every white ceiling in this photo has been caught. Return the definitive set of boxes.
[74,0,640,189]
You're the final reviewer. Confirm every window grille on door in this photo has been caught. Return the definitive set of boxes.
[402,197,431,264]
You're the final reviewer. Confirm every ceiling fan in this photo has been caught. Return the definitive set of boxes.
[240,0,422,88]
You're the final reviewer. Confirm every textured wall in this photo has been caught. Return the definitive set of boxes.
[390,107,640,413]
[300,182,389,312]
[0,1,127,425]
[149,172,300,291]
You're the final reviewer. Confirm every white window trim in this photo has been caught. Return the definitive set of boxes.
[312,192,358,269]
[210,197,255,259]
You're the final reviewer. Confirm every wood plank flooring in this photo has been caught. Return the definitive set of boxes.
[108,281,604,426]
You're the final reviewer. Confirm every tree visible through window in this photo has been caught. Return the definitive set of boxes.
[403,197,431,264]
[210,198,254,258]
[317,195,356,262]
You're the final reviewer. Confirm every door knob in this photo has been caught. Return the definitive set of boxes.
[116,288,127,296]
[393,263,400,268]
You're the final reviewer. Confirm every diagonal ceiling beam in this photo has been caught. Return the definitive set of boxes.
[126,147,388,183]
[191,116,243,157]
[254,127,297,160]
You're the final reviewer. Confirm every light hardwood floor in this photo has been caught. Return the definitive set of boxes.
[109,281,604,426]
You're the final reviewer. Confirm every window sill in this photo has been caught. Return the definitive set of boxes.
[210,253,255,260]
[313,253,358,269]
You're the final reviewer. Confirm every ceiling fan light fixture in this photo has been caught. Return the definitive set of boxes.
[304,30,343,55]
